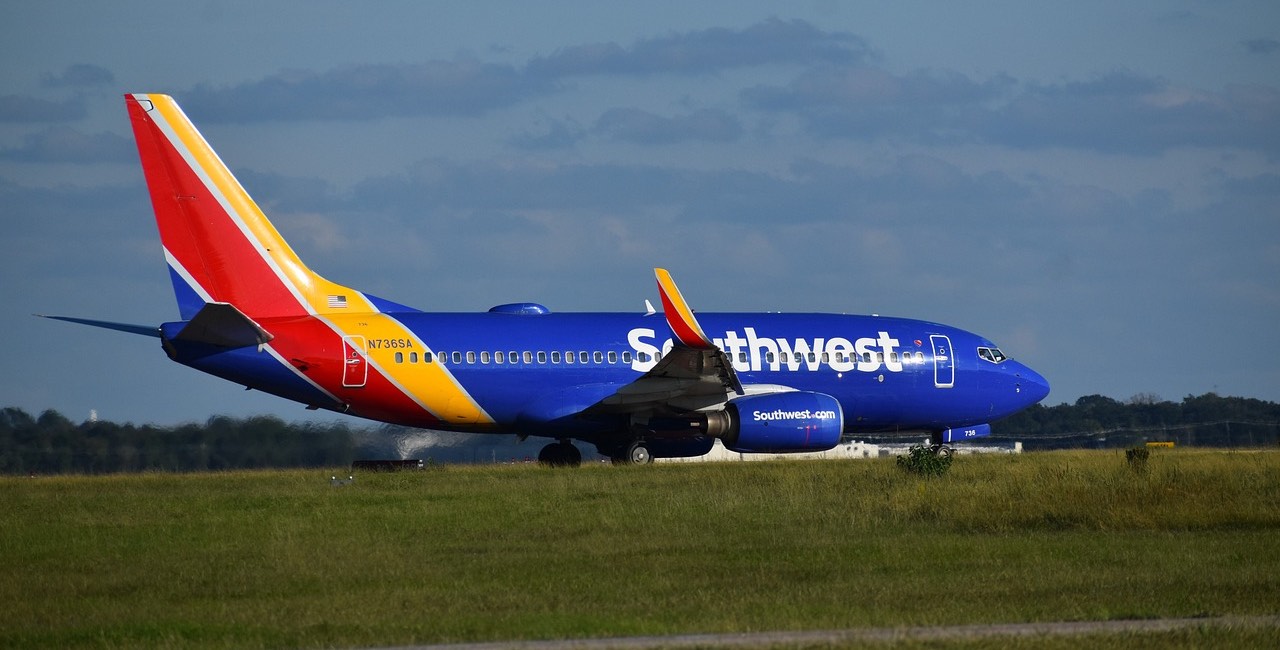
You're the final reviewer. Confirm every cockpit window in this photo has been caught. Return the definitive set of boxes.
[977,347,1007,364]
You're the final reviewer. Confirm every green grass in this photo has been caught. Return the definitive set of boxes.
[1,449,1278,649]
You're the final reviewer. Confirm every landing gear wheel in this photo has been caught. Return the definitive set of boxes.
[937,445,954,458]
[625,441,652,465]
[537,441,582,467]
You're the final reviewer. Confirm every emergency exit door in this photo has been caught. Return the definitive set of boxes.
[342,335,368,388]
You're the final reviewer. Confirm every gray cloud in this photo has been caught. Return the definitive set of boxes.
[183,59,559,123]
[178,18,871,124]
[0,95,86,123]
[594,107,743,144]
[745,66,1280,155]
[508,117,585,150]
[1243,38,1280,55]
[526,18,872,77]
[0,126,134,163]
[40,64,115,88]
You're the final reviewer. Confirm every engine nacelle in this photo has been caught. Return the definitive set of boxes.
[709,391,844,453]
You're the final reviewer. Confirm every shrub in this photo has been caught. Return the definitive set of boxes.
[1125,446,1150,473]
[896,444,953,477]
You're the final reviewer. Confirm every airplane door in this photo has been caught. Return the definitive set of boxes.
[342,335,368,388]
[930,334,954,388]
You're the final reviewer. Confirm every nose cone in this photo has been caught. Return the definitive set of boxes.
[1015,362,1050,406]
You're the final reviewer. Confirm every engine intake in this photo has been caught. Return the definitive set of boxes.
[703,391,844,453]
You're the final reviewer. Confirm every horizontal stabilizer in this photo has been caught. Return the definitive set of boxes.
[173,302,274,348]
[35,314,159,338]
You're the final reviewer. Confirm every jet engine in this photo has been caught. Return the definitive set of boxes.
[701,391,844,453]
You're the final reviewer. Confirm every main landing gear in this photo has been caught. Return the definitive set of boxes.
[610,441,652,465]
[538,439,654,467]
[537,440,582,467]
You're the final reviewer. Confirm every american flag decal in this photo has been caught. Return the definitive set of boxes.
[327,295,347,308]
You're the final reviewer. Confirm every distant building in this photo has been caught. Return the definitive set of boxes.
[657,437,1021,463]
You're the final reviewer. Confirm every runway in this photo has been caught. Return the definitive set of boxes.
[385,616,1280,650]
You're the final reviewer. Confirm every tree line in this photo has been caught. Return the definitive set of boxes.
[2,392,1278,474]
[0,408,357,475]
[990,392,1280,450]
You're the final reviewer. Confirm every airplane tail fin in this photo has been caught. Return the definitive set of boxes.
[126,93,372,320]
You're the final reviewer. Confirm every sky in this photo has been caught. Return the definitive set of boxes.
[2,1,1278,426]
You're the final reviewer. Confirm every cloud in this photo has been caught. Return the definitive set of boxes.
[0,126,134,163]
[40,64,115,88]
[1242,38,1280,55]
[526,18,872,77]
[0,95,86,123]
[508,117,585,150]
[594,107,743,144]
[182,58,559,122]
[745,65,1280,155]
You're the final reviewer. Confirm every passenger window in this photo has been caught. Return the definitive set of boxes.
[876,352,884,363]
[523,351,533,364]
[538,351,547,363]
[821,353,829,363]
[466,351,476,364]
[593,351,603,364]
[608,351,617,363]
[579,351,588,363]
[916,352,925,363]
[452,352,462,364]
[480,351,491,364]
[566,351,576,364]
[739,352,748,363]
[395,352,404,363]
[636,352,647,362]
[890,352,899,363]
[438,351,447,365]
[495,351,505,363]
[766,352,775,364]
[622,351,632,363]
[552,351,562,363]
[423,351,433,363]
[410,352,418,363]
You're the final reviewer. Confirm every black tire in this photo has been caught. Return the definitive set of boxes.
[538,441,582,468]
[562,442,582,467]
[626,441,652,465]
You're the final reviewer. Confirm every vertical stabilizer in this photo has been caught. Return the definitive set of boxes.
[126,94,371,320]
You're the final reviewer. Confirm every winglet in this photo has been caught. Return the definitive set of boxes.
[655,268,712,348]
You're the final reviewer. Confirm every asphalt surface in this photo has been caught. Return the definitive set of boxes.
[380,615,1279,649]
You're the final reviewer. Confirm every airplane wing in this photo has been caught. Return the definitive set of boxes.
[586,269,743,415]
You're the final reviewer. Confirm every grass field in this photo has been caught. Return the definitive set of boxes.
[2,449,1278,649]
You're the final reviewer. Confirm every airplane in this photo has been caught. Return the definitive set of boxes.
[41,93,1049,466]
